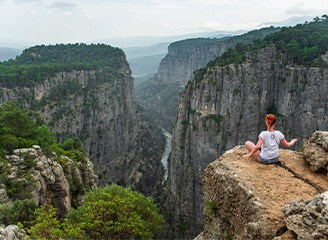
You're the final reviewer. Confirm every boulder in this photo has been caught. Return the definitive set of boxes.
[202,146,328,240]
[0,225,29,240]
[303,131,328,174]
[283,191,328,240]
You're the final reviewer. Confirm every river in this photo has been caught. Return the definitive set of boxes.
[161,129,172,182]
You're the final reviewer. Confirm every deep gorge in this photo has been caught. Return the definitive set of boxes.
[0,16,328,240]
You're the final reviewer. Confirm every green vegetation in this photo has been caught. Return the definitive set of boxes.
[208,16,328,68]
[0,199,38,228]
[28,205,83,240]
[28,185,164,240]
[0,103,163,238]
[266,103,280,116]
[0,102,85,161]
[0,102,46,154]
[264,15,328,66]
[191,16,328,88]
[205,200,216,215]
[0,43,125,87]
[0,102,89,198]
[171,26,280,57]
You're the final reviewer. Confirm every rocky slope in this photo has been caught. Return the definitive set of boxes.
[0,45,165,196]
[200,142,328,239]
[136,27,280,129]
[0,145,97,217]
[165,46,328,238]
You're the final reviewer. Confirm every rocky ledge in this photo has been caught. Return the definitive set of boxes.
[0,145,98,217]
[200,140,328,240]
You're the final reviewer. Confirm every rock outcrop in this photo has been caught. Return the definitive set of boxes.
[283,191,328,240]
[201,147,328,240]
[0,225,28,240]
[0,145,97,217]
[166,45,328,238]
[303,131,328,174]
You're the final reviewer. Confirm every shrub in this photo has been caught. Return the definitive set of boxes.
[0,199,38,228]
[65,184,164,239]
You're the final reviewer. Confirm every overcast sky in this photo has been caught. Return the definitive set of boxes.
[1,0,328,46]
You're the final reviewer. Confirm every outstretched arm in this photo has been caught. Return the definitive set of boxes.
[280,138,298,148]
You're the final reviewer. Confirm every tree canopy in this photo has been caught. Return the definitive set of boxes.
[206,15,328,68]
[0,43,126,87]
[0,102,85,162]
[28,184,164,240]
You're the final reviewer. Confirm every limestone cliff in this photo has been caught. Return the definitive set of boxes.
[200,146,328,240]
[0,44,165,195]
[166,46,328,238]
[136,27,280,129]
[0,145,97,217]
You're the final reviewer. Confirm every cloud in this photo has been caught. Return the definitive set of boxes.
[285,1,328,15]
[13,0,40,3]
[49,1,77,11]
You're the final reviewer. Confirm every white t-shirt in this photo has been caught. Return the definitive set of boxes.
[259,130,284,159]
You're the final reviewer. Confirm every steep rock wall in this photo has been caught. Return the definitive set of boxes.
[0,66,165,195]
[136,40,231,130]
[136,28,279,129]
[167,46,328,238]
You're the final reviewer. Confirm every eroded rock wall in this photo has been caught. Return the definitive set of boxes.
[0,145,97,217]
[0,66,165,195]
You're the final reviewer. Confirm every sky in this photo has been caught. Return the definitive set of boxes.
[1,0,328,47]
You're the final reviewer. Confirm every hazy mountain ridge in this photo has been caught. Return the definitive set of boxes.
[0,47,22,61]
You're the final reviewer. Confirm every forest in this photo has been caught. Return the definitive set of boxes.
[207,15,328,68]
[0,43,125,87]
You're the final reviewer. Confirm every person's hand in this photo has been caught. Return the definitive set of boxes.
[243,153,252,158]
[290,138,298,146]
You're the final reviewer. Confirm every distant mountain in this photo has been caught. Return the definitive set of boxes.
[119,31,247,81]
[124,42,170,60]
[259,15,314,28]
[96,16,315,49]
[95,31,241,48]
[123,43,169,82]
[0,47,22,61]
[103,15,316,86]
[128,53,166,76]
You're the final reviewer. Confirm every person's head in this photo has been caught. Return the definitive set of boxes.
[265,114,276,129]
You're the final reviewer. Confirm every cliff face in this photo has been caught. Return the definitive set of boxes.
[136,28,279,129]
[166,46,328,238]
[0,51,165,195]
[136,40,233,130]
[200,146,328,240]
[0,145,97,217]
